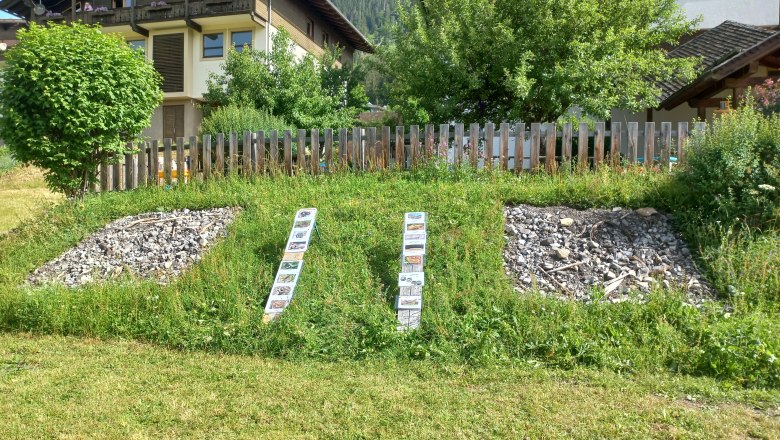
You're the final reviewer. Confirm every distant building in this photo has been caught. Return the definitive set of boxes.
[0,18,24,61]
[613,21,780,125]
[0,0,373,139]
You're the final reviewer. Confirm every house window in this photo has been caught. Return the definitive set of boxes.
[203,33,224,58]
[153,33,184,93]
[306,18,314,38]
[231,31,252,52]
[128,39,145,53]
[322,32,329,47]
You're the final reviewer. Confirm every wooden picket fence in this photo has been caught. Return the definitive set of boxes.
[92,121,708,192]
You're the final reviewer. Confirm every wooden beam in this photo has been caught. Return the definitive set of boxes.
[688,97,726,108]
[761,55,780,68]
[724,77,770,88]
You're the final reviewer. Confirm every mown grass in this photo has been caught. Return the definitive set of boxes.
[0,164,62,233]
[0,166,778,388]
[1,333,778,439]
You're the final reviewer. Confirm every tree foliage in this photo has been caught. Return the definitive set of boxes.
[0,23,162,198]
[203,29,368,128]
[381,0,699,124]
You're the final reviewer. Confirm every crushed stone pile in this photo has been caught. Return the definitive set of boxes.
[29,207,240,287]
[503,204,715,304]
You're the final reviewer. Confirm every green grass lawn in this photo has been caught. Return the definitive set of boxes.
[1,166,779,437]
[1,333,778,439]
[0,165,63,233]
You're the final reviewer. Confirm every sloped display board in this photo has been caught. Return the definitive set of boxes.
[263,208,317,322]
[397,212,427,330]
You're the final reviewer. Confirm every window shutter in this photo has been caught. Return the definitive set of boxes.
[153,33,184,93]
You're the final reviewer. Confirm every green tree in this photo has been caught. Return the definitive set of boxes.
[0,22,162,199]
[381,0,698,124]
[203,29,367,128]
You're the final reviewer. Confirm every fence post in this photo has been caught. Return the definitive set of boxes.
[577,123,589,171]
[409,125,419,168]
[562,123,573,165]
[203,134,212,180]
[228,132,238,173]
[545,123,557,174]
[113,157,124,191]
[367,126,377,169]
[485,122,495,170]
[189,136,199,180]
[677,122,688,165]
[395,126,405,169]
[243,131,252,176]
[644,122,655,168]
[594,122,605,170]
[661,122,672,171]
[164,138,173,185]
[176,136,185,184]
[150,140,159,186]
[454,123,464,166]
[311,128,320,175]
[469,123,479,168]
[530,123,541,171]
[324,128,333,173]
[627,122,639,165]
[297,129,307,174]
[610,122,621,167]
[382,126,391,169]
[269,130,279,173]
[284,130,293,175]
[499,122,509,171]
[137,142,148,187]
[425,124,434,160]
[352,126,363,171]
[124,150,135,190]
[438,124,449,160]
[256,130,265,174]
[216,133,225,176]
[338,128,348,170]
[514,123,525,173]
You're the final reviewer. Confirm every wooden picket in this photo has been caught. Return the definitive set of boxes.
[89,121,707,193]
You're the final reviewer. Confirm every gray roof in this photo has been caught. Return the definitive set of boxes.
[660,21,777,103]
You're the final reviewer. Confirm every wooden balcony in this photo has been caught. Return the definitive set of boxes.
[34,0,253,30]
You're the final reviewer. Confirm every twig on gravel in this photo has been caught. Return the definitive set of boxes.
[547,259,590,273]
[125,216,186,229]
[537,265,574,296]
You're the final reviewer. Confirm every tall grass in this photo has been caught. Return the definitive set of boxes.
[0,146,17,175]
[0,168,778,387]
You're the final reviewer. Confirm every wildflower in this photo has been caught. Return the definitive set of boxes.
[758,184,776,192]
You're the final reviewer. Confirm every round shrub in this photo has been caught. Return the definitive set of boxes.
[0,23,163,198]
[677,105,780,228]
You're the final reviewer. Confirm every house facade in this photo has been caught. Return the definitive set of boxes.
[0,0,373,139]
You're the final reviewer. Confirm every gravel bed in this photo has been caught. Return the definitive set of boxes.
[503,204,715,304]
[28,207,240,287]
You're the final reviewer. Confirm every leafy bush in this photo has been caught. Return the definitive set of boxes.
[203,29,367,128]
[752,78,780,116]
[199,104,292,135]
[676,105,780,228]
[0,23,162,198]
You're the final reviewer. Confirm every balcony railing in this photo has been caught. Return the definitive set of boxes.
[35,0,253,27]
